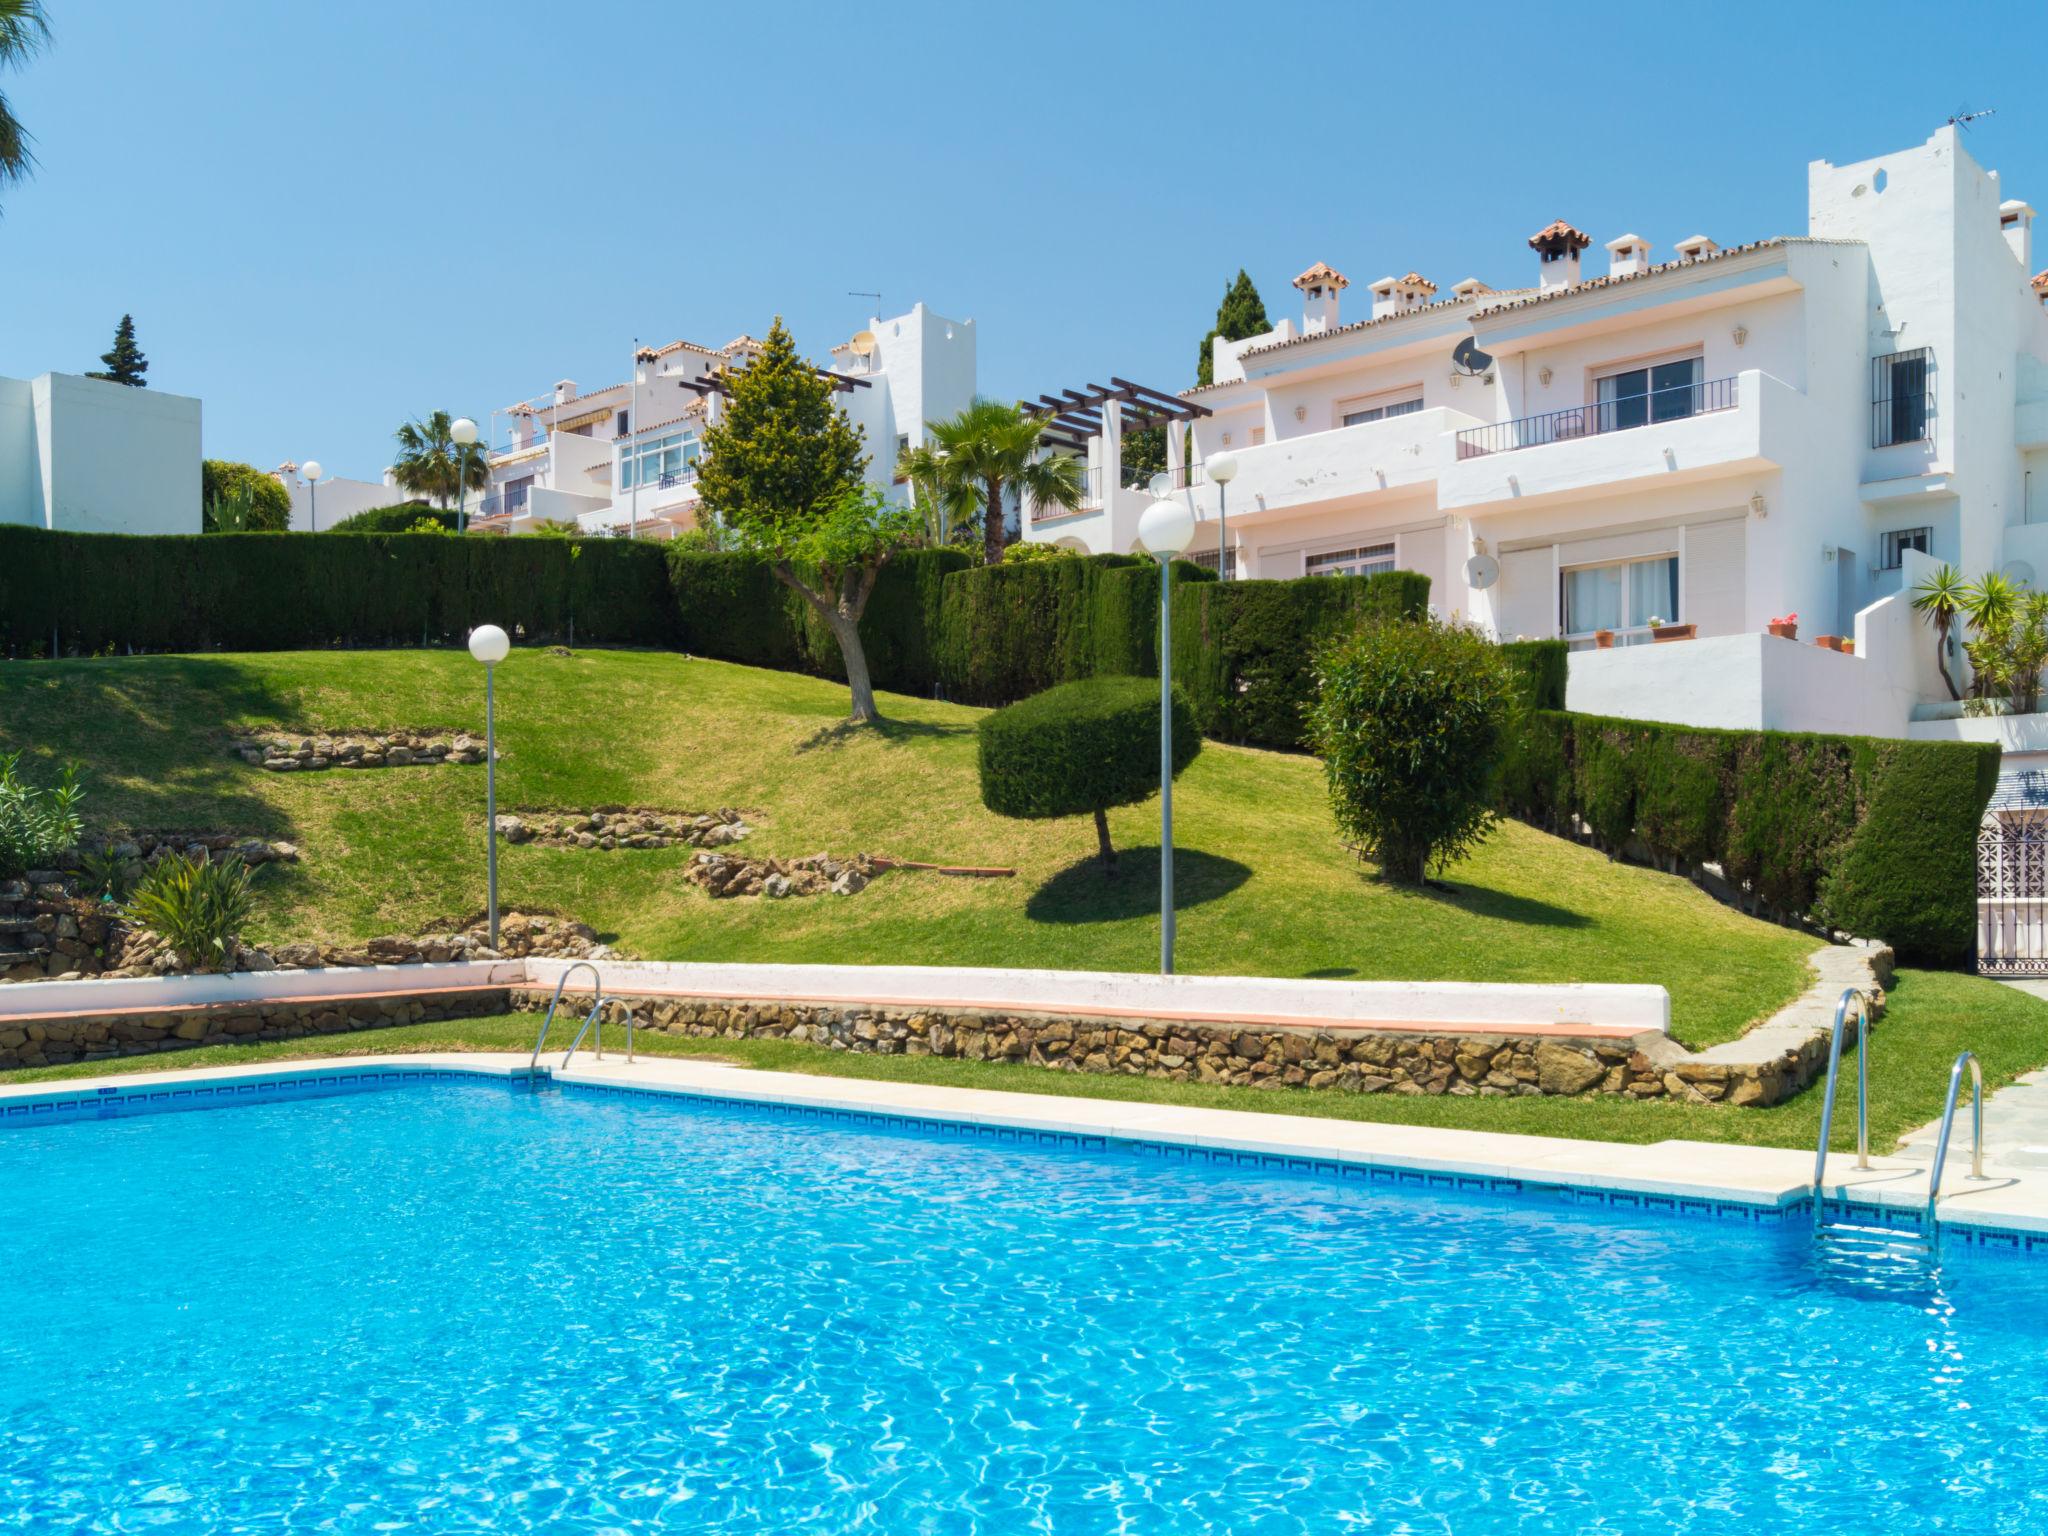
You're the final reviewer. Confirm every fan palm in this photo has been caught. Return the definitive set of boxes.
[1910,562,1967,700]
[0,1,50,207]
[895,441,978,547]
[391,410,489,510]
[926,399,1084,566]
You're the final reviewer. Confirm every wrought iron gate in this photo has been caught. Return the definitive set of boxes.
[1978,821,2048,976]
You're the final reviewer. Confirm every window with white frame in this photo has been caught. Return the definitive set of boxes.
[1306,541,1396,579]
[618,432,700,490]
[1880,526,1932,570]
[1592,351,1702,433]
[1560,554,1679,643]
[1338,389,1425,427]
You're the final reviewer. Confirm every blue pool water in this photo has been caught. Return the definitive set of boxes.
[5,1080,2048,1534]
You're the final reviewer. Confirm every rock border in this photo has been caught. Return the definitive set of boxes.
[231,730,490,771]
[686,851,877,899]
[495,807,751,852]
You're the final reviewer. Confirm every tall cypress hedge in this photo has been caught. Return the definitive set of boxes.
[1169,569,1432,748]
[0,526,675,653]
[1500,709,1998,964]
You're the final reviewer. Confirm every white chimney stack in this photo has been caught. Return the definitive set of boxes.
[1673,234,1720,262]
[1368,272,1439,320]
[1605,233,1652,279]
[1529,219,1591,292]
[1292,261,1350,334]
[1451,277,1494,300]
[554,379,578,405]
[2002,199,2036,271]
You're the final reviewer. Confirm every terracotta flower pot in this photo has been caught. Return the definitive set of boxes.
[1768,621,1797,640]
[1815,635,1844,652]
[1650,623,1697,643]
[1594,630,1615,649]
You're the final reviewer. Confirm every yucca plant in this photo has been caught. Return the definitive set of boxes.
[120,852,255,971]
[76,840,139,902]
[0,751,83,880]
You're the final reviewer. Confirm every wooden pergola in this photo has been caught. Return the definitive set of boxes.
[669,363,875,400]
[1023,376,1209,453]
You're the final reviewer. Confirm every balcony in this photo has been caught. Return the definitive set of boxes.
[1440,369,1796,515]
[1179,406,1484,527]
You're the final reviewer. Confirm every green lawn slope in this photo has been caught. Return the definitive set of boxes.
[0,648,1826,1047]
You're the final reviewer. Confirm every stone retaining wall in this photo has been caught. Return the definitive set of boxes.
[233,730,489,771]
[0,987,511,1071]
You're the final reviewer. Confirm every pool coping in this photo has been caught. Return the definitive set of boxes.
[9,1051,2048,1251]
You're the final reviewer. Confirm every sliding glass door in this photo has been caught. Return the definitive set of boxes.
[1595,358,1702,433]
[1562,555,1678,646]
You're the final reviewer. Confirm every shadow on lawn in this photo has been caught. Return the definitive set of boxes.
[1026,847,1252,925]
[1399,878,1593,930]
[793,715,974,755]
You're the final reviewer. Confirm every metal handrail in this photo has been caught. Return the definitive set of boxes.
[528,962,603,1070]
[1455,375,1740,460]
[1811,987,1875,1224]
[1926,1050,1989,1225]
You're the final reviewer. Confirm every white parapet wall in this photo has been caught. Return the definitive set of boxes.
[523,958,1670,1037]
[0,960,524,1020]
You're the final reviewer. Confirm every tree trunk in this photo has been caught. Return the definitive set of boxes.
[983,476,1004,567]
[771,560,884,724]
[1935,620,1960,699]
[1093,806,1118,875]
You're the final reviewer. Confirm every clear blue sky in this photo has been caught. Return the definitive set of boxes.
[0,1,2037,481]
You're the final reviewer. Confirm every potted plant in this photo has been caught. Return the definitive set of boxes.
[1815,634,1843,652]
[1593,629,1615,649]
[1646,614,1696,642]
[1767,612,1798,640]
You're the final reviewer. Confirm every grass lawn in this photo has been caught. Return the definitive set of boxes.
[3,968,2038,1155]
[1,647,1824,1046]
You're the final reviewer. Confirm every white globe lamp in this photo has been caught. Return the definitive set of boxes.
[1205,450,1239,485]
[301,460,323,532]
[1137,497,1197,560]
[301,459,323,483]
[468,624,510,665]
[451,417,478,446]
[1205,451,1239,581]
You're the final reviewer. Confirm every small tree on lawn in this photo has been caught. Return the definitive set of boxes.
[697,317,915,724]
[977,676,1199,875]
[87,313,148,387]
[1308,615,1516,885]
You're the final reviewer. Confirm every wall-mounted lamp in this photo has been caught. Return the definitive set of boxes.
[1293,404,1307,422]
[1732,324,1749,347]
[1221,432,1232,446]
[1538,366,1553,387]
[1749,492,1768,518]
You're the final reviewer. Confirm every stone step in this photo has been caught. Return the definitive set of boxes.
[0,949,40,967]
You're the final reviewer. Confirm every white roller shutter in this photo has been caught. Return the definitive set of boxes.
[1398,527,1448,614]
[1495,547,1556,639]
[1681,518,1746,637]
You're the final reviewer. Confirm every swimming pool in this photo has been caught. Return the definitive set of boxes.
[5,1075,2046,1534]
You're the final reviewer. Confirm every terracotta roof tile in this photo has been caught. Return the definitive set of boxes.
[1471,237,1858,318]
[1528,219,1592,255]
[2032,268,2048,294]
[1293,261,1350,291]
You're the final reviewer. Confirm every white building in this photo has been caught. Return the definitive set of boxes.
[0,371,202,535]
[1025,127,2048,747]
[471,302,977,540]
[270,463,407,532]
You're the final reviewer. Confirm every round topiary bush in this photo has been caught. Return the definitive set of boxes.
[978,675,1199,873]
[201,460,293,533]
[1308,615,1516,885]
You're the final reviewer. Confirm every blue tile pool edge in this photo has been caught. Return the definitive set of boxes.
[7,1061,2044,1258]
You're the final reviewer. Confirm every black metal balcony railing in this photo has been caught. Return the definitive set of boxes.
[474,489,531,520]
[656,467,700,490]
[1455,375,1740,460]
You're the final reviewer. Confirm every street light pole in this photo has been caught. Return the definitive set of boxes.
[1136,496,1197,974]
[1205,451,1239,578]
[451,418,479,533]
[302,460,323,532]
[468,624,511,949]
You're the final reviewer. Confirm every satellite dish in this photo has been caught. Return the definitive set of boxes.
[1451,337,1495,377]
[1465,552,1501,590]
[2004,559,2037,589]
[849,330,877,357]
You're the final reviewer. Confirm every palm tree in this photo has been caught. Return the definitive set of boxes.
[895,441,978,548]
[391,411,489,510]
[926,399,1084,566]
[1911,562,1967,700]
[0,1,50,208]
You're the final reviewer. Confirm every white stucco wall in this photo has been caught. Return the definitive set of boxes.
[282,473,401,532]
[0,372,201,534]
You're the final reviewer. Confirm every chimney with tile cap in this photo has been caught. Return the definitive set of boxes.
[1293,261,1349,333]
[1529,219,1591,292]
[1673,234,1720,261]
[1367,272,1439,320]
[2002,200,2036,271]
[1605,233,1652,279]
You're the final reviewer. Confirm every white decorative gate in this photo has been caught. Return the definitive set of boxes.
[1978,821,2048,976]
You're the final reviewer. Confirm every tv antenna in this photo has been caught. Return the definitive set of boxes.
[848,289,882,314]
[1948,106,1996,133]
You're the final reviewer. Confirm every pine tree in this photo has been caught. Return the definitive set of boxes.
[87,314,148,387]
[1194,271,1272,387]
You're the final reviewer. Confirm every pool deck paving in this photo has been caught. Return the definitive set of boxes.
[10,1049,2048,1241]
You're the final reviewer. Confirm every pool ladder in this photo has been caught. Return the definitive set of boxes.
[527,962,636,1074]
[1811,986,1992,1237]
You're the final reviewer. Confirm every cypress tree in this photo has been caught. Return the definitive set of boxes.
[87,314,148,387]
[1194,271,1272,387]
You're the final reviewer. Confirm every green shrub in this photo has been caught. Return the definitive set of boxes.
[326,502,460,534]
[0,527,674,654]
[1499,639,1568,710]
[121,851,255,971]
[978,675,1199,872]
[1309,616,1516,884]
[201,461,292,533]
[1171,570,1433,749]
[1002,541,1081,563]
[1500,710,1999,964]
[76,840,140,902]
[0,753,83,880]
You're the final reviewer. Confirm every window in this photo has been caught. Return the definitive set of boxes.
[1872,348,1933,447]
[1881,527,1932,569]
[614,410,630,439]
[1340,393,1425,428]
[1250,427,1266,446]
[1306,542,1396,579]
[619,432,700,490]
[1189,547,1238,579]
[894,433,909,485]
[1561,555,1678,644]
[1594,355,1701,432]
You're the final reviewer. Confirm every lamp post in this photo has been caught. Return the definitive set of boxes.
[451,418,478,533]
[1205,451,1239,578]
[1136,496,1197,974]
[933,446,950,546]
[468,623,511,949]
[302,460,323,532]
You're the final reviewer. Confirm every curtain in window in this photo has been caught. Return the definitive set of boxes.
[1630,556,1679,624]
[1564,564,1624,633]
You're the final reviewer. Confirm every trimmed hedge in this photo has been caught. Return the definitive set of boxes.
[1501,710,1999,964]
[666,547,973,695]
[1499,639,1568,710]
[1169,570,1432,749]
[934,554,1214,707]
[0,526,675,653]
[978,675,1200,821]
